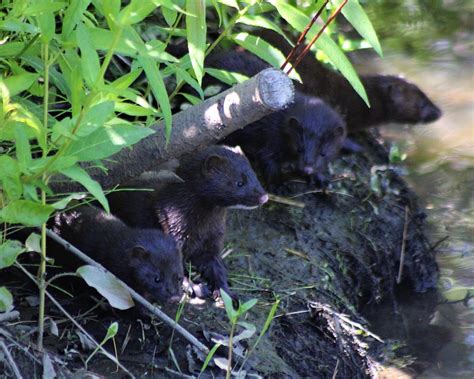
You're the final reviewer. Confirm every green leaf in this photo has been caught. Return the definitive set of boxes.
[162,5,178,26]
[0,155,22,201]
[334,0,382,56]
[25,233,42,253]
[186,0,207,85]
[0,287,13,312]
[119,0,157,25]
[174,65,204,99]
[237,15,290,44]
[115,103,156,117]
[231,32,302,82]
[77,265,134,310]
[76,23,101,87]
[60,166,109,213]
[0,240,25,269]
[0,200,55,227]
[220,289,237,323]
[35,0,58,42]
[2,73,39,97]
[205,68,249,86]
[200,342,222,373]
[64,123,155,161]
[77,101,115,136]
[110,68,143,89]
[62,0,92,38]
[14,124,32,172]
[50,193,86,210]
[137,55,172,140]
[269,0,369,105]
[105,321,119,339]
[238,298,257,315]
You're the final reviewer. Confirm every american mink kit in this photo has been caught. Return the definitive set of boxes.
[51,205,184,304]
[107,145,268,299]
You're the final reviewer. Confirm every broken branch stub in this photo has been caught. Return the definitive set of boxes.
[53,68,294,193]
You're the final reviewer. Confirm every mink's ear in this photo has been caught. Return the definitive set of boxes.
[203,154,226,174]
[334,125,346,138]
[129,245,150,260]
[287,117,301,130]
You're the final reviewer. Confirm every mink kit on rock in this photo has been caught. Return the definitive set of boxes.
[52,205,184,304]
[257,29,442,131]
[107,145,268,299]
[205,51,347,188]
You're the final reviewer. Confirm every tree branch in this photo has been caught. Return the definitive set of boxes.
[51,68,294,193]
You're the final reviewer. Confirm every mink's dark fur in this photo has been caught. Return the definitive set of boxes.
[52,205,184,304]
[256,29,442,131]
[205,51,346,188]
[222,92,346,188]
[107,145,268,298]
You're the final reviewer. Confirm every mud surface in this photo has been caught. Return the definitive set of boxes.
[0,133,439,378]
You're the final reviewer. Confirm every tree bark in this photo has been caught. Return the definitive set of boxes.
[51,68,294,193]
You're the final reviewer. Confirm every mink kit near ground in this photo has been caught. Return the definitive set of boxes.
[205,50,347,188]
[52,205,184,304]
[106,145,268,299]
[257,29,442,131]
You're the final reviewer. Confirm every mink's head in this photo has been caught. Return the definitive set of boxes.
[281,97,346,179]
[179,146,268,209]
[127,232,184,304]
[381,76,442,124]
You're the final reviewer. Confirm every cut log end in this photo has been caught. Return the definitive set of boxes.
[257,68,295,111]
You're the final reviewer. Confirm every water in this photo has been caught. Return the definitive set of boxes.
[358,1,474,376]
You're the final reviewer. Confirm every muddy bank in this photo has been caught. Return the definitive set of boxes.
[0,133,438,378]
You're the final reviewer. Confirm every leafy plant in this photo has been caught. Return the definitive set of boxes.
[0,0,381,364]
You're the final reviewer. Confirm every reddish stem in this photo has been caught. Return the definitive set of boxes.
[286,0,348,75]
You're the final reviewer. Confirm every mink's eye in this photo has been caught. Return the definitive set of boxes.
[297,147,304,153]
[154,274,161,283]
[320,151,326,157]
[236,181,244,188]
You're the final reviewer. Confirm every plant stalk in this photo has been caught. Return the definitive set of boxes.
[226,321,236,379]
[37,40,50,351]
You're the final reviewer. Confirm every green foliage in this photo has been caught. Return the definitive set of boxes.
[0,0,381,360]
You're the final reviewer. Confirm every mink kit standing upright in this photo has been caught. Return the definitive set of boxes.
[107,145,268,299]
[205,50,347,188]
[52,205,184,304]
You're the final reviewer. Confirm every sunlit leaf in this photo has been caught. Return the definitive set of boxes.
[76,23,101,87]
[77,101,115,136]
[186,0,206,85]
[0,155,22,201]
[333,0,382,56]
[269,0,369,105]
[64,123,154,161]
[119,0,157,25]
[2,73,39,97]
[25,233,42,253]
[0,240,25,269]
[205,68,249,86]
[0,200,55,227]
[62,0,92,38]
[231,32,302,82]
[60,166,109,213]
[77,265,134,310]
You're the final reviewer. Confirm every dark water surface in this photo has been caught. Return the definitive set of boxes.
[359,1,473,377]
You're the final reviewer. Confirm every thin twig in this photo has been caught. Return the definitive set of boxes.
[397,206,409,284]
[15,263,135,378]
[43,228,210,355]
[268,194,305,208]
[331,359,339,379]
[0,339,24,379]
[287,0,348,75]
[280,0,329,71]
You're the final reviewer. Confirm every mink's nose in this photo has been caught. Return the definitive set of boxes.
[303,166,315,175]
[421,105,442,123]
[259,193,269,205]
